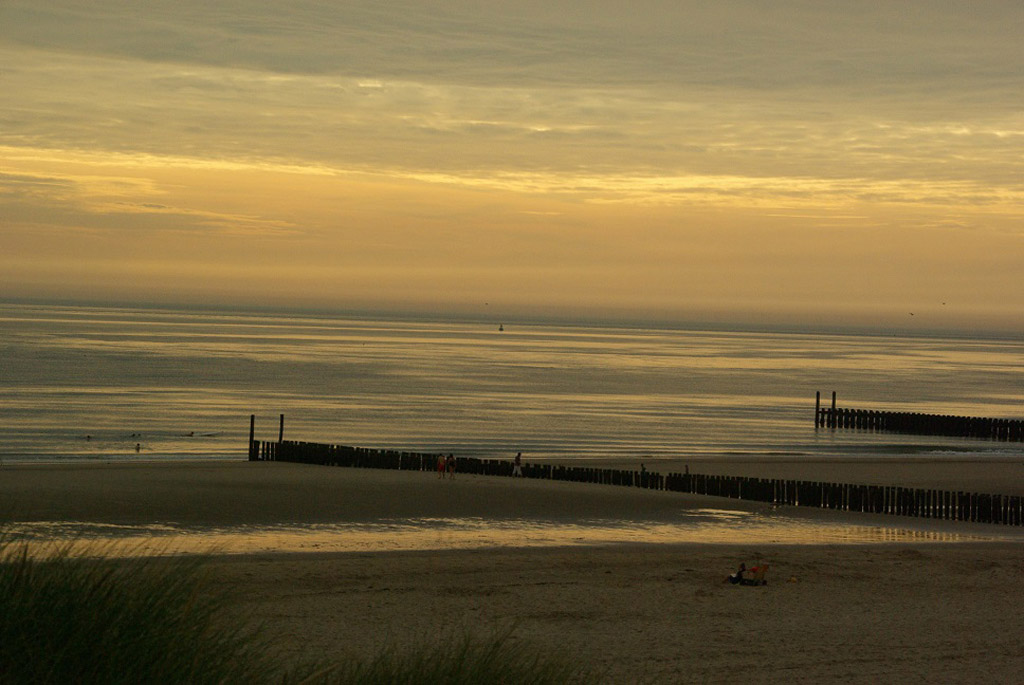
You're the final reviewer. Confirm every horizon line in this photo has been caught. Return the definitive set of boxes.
[2,295,1021,343]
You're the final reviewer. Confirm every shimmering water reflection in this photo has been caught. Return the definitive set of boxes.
[6,509,1006,558]
[6,302,1024,464]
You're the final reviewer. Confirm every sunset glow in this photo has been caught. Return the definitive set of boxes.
[3,1,1022,331]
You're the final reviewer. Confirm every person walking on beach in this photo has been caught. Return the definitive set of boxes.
[446,453,456,479]
[436,453,446,479]
[513,452,523,477]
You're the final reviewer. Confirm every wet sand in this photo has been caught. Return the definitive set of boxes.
[4,457,1023,525]
[3,460,1024,682]
[0,460,770,526]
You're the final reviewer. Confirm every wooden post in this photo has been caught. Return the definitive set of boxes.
[278,414,285,443]
[815,391,821,427]
[249,414,255,460]
[830,391,837,428]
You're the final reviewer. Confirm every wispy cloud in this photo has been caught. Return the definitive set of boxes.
[0,156,301,236]
[1,1,1022,322]
[3,1,1021,183]
[3,45,1021,207]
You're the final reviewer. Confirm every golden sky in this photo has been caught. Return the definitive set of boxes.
[2,1,1022,331]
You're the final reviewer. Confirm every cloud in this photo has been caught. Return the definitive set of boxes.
[0,172,76,201]
[5,1,1021,93]
[1,1,1022,324]
[3,1,1021,195]
[0,154,302,236]
[2,44,1020,206]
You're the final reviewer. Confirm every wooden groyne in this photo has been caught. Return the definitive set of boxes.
[248,437,1024,527]
[815,391,1024,441]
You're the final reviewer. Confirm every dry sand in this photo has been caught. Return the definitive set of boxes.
[210,543,1024,684]
[3,460,1024,683]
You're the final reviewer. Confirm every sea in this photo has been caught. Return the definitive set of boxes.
[3,300,1023,465]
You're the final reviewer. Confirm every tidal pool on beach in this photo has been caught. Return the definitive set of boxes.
[5,508,1014,558]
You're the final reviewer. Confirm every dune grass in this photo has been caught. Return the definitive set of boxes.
[0,538,591,684]
[327,627,590,684]
[0,540,279,684]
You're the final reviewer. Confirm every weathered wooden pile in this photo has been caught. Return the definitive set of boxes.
[815,391,1023,441]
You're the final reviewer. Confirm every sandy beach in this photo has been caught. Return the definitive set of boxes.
[207,543,1024,684]
[3,460,1024,682]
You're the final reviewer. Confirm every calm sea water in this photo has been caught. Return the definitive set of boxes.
[2,302,1023,463]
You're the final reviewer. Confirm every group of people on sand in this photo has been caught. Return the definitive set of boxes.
[725,562,770,586]
[436,451,526,479]
[436,453,457,479]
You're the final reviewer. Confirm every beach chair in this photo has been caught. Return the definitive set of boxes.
[740,564,769,586]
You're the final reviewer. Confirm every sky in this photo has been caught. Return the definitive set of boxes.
[2,1,1022,331]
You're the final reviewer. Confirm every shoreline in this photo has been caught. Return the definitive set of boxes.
[3,461,1021,557]
[5,451,1024,491]
[4,459,1024,524]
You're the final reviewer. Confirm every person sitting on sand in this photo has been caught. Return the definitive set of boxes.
[741,564,769,586]
[726,563,746,585]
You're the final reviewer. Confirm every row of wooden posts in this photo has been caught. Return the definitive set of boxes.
[815,391,1024,441]
[249,436,1024,527]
